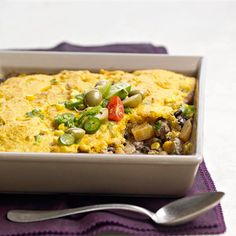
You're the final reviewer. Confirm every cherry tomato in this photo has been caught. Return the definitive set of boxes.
[107,96,124,121]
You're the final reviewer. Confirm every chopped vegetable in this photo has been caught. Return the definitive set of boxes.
[183,141,193,154]
[129,89,145,99]
[154,119,170,139]
[50,78,58,85]
[124,107,132,114]
[84,89,102,107]
[123,94,143,108]
[75,106,102,127]
[151,142,160,150]
[65,119,75,128]
[34,134,43,143]
[66,128,85,142]
[131,123,155,141]
[154,120,162,130]
[54,113,75,127]
[82,106,102,116]
[58,133,75,146]
[95,80,108,87]
[54,130,64,136]
[106,82,131,100]
[67,95,84,109]
[163,140,175,154]
[26,95,35,101]
[179,119,192,142]
[55,103,64,111]
[107,96,124,121]
[65,98,85,110]
[95,80,112,97]
[76,116,89,128]
[75,106,102,128]
[75,94,85,100]
[58,123,67,131]
[95,108,108,122]
[101,99,109,108]
[84,117,101,134]
[180,104,194,118]
[26,109,44,119]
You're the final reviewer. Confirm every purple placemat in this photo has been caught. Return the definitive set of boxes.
[26,42,168,54]
[0,43,225,236]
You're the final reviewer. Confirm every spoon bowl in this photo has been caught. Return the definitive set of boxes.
[154,191,224,225]
[7,192,224,226]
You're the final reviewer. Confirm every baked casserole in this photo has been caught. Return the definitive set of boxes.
[0,69,195,154]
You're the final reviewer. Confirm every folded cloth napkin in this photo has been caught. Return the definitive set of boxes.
[29,42,168,54]
[0,43,225,236]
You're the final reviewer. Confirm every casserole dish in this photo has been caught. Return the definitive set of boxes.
[0,51,204,196]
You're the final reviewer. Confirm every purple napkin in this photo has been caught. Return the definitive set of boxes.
[0,43,225,236]
[29,42,168,54]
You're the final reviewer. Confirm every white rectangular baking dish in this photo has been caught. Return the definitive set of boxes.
[0,51,204,196]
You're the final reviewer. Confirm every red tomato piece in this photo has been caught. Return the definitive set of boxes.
[107,96,124,121]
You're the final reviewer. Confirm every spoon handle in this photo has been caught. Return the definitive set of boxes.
[7,203,154,223]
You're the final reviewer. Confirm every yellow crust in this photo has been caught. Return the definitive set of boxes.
[0,70,195,153]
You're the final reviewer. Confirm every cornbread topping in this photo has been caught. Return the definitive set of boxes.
[0,69,195,154]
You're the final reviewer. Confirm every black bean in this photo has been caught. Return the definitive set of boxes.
[177,116,186,127]
[107,145,115,152]
[124,131,129,139]
[141,146,150,154]
[174,109,182,117]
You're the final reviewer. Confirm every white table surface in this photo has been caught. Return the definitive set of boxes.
[0,0,235,235]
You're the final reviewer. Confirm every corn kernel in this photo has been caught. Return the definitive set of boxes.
[163,141,175,154]
[40,129,50,135]
[26,95,35,101]
[166,131,180,140]
[54,130,64,136]
[58,123,66,131]
[41,86,51,92]
[164,97,173,104]
[183,142,193,154]
[56,104,64,111]
[151,142,160,150]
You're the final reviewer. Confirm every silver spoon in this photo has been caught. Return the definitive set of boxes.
[7,192,224,226]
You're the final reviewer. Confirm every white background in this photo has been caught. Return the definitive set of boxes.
[0,0,236,235]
